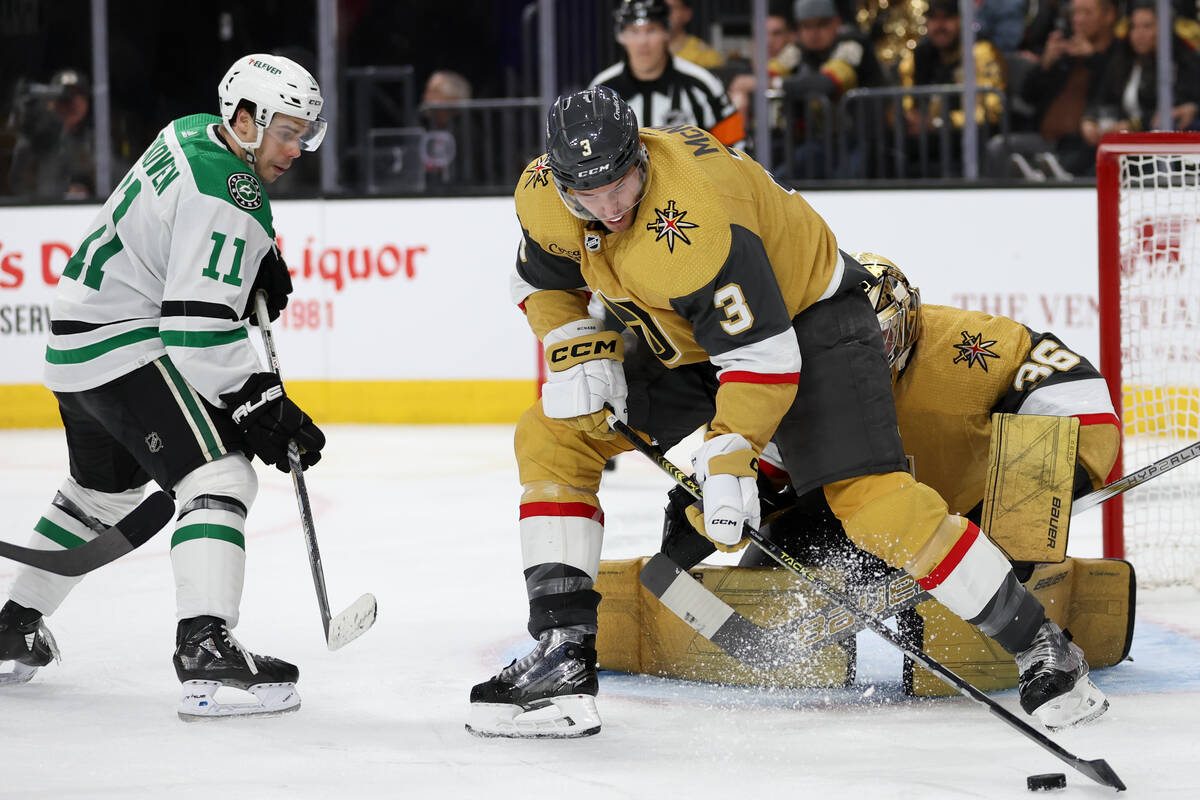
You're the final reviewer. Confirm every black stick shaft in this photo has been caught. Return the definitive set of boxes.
[255,291,333,639]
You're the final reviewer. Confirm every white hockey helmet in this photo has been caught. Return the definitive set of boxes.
[218,53,326,159]
[855,252,922,382]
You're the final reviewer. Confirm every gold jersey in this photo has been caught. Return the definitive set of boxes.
[894,304,1120,515]
[512,124,844,452]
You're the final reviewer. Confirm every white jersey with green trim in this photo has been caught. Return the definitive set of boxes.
[44,113,274,406]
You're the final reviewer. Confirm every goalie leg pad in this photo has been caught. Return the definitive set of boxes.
[465,694,601,739]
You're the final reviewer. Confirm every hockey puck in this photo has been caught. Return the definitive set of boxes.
[1027,773,1067,791]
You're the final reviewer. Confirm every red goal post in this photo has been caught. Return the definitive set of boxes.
[1096,132,1200,585]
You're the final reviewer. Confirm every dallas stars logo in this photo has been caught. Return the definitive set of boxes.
[646,200,698,253]
[523,157,551,189]
[953,330,1000,370]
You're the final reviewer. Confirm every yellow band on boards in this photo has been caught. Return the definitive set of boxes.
[0,380,540,428]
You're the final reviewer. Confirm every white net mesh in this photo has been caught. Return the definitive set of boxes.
[1117,151,1200,587]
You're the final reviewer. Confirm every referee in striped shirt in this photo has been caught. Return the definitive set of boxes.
[592,0,746,149]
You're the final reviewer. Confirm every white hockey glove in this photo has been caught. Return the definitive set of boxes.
[687,433,760,552]
[540,319,628,441]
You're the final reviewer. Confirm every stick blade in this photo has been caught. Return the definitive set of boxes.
[1074,758,1126,791]
[327,593,377,651]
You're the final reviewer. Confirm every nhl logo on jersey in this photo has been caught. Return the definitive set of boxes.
[145,432,164,453]
[585,233,601,251]
[227,172,263,210]
[646,200,698,253]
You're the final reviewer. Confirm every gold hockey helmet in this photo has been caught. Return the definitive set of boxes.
[855,252,921,381]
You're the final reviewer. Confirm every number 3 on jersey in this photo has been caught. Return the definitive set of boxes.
[714,283,754,334]
[60,174,142,290]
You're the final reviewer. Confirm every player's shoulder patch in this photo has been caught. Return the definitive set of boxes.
[921,304,1027,375]
[515,155,586,263]
[627,181,732,300]
[170,114,273,234]
[516,154,555,194]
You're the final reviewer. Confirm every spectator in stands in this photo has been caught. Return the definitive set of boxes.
[1084,0,1200,142]
[421,70,475,190]
[592,0,746,148]
[1010,0,1121,175]
[727,2,802,126]
[898,0,1007,135]
[779,0,887,177]
[896,0,1008,178]
[785,0,886,104]
[665,0,725,68]
[978,0,1032,52]
[7,69,95,199]
[422,69,473,132]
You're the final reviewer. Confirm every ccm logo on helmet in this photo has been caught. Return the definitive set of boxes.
[577,164,610,178]
[548,339,619,363]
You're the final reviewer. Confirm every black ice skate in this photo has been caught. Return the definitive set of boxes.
[1017,620,1109,731]
[466,627,601,738]
[173,615,300,721]
[0,601,60,686]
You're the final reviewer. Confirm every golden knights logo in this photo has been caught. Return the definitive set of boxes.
[953,330,1000,370]
[523,157,552,189]
[646,200,698,253]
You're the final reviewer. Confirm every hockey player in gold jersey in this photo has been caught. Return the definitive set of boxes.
[745,255,1120,524]
[466,86,1108,738]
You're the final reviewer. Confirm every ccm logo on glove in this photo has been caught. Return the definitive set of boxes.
[548,337,620,364]
[229,383,284,424]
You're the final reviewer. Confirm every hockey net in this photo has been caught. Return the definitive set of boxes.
[1097,132,1200,588]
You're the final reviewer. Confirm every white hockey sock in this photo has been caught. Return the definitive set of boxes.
[9,480,144,615]
[171,456,255,627]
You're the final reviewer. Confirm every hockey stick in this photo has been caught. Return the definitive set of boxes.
[0,491,174,577]
[644,435,1200,670]
[254,292,377,651]
[608,414,1126,791]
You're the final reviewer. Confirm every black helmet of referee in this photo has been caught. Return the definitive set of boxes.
[613,0,669,38]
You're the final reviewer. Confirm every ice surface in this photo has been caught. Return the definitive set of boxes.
[2,426,1198,799]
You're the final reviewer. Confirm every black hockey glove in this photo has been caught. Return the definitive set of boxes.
[220,373,325,472]
[244,246,294,325]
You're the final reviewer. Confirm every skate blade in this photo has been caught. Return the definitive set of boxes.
[465,694,601,739]
[1036,676,1110,731]
[178,680,301,721]
[0,661,39,686]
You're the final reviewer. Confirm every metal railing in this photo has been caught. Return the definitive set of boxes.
[772,84,1010,181]
[359,98,545,195]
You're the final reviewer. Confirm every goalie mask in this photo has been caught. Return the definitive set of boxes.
[855,252,921,382]
[218,54,327,164]
[545,86,651,222]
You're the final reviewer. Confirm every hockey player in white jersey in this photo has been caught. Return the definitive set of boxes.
[0,53,327,719]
